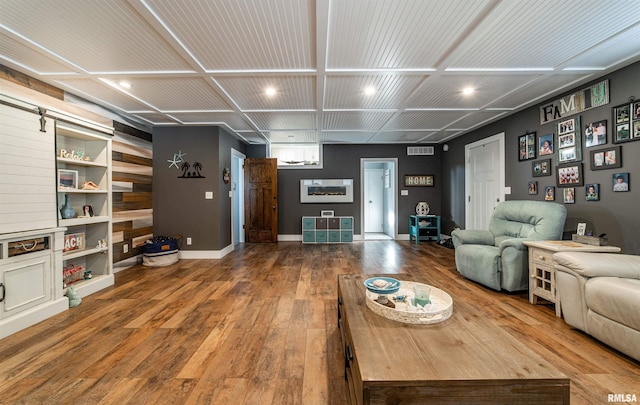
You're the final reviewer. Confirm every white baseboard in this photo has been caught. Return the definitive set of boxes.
[179,243,234,259]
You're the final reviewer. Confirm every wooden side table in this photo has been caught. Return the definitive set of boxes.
[523,240,620,317]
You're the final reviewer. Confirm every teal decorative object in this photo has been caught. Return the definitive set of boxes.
[60,194,75,219]
[66,286,82,308]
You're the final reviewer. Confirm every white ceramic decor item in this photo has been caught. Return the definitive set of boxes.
[415,202,430,215]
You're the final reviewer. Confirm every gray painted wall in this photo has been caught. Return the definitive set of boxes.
[277,144,441,235]
[153,126,245,250]
[441,61,640,254]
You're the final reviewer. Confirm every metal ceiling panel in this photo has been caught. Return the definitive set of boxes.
[384,111,471,131]
[407,74,544,109]
[448,111,511,131]
[447,0,640,69]
[324,74,426,109]
[132,113,179,125]
[214,75,315,110]
[107,77,233,111]
[0,0,193,72]
[246,112,316,130]
[145,0,314,70]
[564,25,640,68]
[323,111,395,130]
[320,131,378,143]
[327,0,493,68]
[370,131,438,143]
[266,131,318,143]
[166,112,254,130]
[53,78,153,111]
[0,33,73,74]
[486,73,591,109]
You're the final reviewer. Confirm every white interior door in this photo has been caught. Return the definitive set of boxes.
[231,149,245,244]
[364,169,384,233]
[465,133,505,230]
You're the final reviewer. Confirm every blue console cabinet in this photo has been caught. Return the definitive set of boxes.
[302,216,353,243]
[409,215,441,244]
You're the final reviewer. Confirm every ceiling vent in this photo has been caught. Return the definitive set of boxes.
[407,146,434,156]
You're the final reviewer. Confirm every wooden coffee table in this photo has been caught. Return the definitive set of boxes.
[337,274,569,405]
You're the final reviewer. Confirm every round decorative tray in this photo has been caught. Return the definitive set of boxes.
[364,280,453,324]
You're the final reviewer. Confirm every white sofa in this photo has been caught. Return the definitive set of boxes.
[554,252,640,361]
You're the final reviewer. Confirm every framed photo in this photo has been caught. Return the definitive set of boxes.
[577,222,587,236]
[559,146,576,163]
[563,187,575,204]
[633,120,640,139]
[544,186,555,201]
[613,102,636,143]
[557,116,581,163]
[612,172,629,192]
[585,184,599,201]
[584,119,607,147]
[532,158,552,177]
[404,175,434,187]
[538,133,554,156]
[57,169,78,190]
[518,132,536,161]
[590,145,621,170]
[81,205,95,217]
[556,163,584,188]
[558,132,575,148]
[528,181,538,195]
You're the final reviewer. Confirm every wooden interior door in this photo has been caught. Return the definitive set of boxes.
[244,158,278,242]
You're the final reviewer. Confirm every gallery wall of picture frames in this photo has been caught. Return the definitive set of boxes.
[521,95,636,203]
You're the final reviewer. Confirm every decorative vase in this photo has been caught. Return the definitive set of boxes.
[60,194,75,219]
[415,201,430,216]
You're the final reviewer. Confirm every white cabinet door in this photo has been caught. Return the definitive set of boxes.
[0,253,51,319]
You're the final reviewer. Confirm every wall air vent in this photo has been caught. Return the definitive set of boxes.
[407,146,434,156]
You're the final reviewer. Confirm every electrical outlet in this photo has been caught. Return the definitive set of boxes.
[123,244,129,253]
[186,237,192,245]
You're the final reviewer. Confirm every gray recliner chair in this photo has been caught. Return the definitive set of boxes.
[451,200,567,291]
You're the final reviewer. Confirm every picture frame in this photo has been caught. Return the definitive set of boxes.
[532,158,552,177]
[544,186,555,201]
[584,119,607,147]
[404,175,434,187]
[612,172,629,192]
[590,145,621,170]
[528,181,538,195]
[585,184,599,201]
[613,102,637,143]
[81,205,94,217]
[556,116,581,163]
[576,222,587,236]
[518,132,536,161]
[538,133,554,156]
[559,146,577,163]
[556,163,584,188]
[563,187,575,204]
[57,169,78,190]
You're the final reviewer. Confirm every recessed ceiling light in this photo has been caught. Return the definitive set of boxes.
[119,81,131,89]
[462,87,475,95]
[265,87,276,96]
[364,86,376,96]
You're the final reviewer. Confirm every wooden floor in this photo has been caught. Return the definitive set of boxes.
[0,241,638,404]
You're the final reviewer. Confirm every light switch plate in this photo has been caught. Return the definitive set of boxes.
[205,191,213,199]
[504,186,511,195]
[401,189,409,196]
